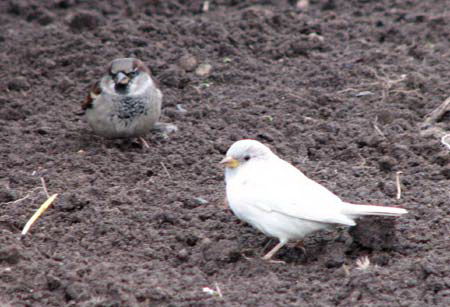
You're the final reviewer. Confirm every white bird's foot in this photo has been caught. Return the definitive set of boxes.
[262,241,286,261]
[295,240,307,255]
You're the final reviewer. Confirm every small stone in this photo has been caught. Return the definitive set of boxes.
[64,282,87,301]
[355,91,374,97]
[176,104,188,113]
[195,63,212,77]
[41,58,57,68]
[178,54,198,72]
[7,77,29,91]
[194,197,208,205]
[177,249,189,261]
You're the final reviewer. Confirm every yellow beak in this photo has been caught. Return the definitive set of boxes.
[219,156,240,169]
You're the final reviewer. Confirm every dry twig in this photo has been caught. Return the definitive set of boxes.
[396,171,403,200]
[21,193,58,236]
[40,177,50,198]
[1,187,43,205]
[160,162,171,179]
[420,95,450,139]
[214,282,223,298]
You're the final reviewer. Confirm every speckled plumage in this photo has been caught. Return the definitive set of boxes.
[83,58,162,139]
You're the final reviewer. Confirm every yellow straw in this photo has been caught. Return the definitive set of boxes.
[21,193,58,236]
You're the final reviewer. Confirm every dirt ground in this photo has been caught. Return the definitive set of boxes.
[1,0,449,306]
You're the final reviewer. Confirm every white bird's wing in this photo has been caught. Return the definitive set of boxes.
[234,158,356,226]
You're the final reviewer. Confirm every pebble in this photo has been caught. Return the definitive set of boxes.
[179,54,198,72]
[176,104,188,114]
[194,197,208,205]
[195,63,212,77]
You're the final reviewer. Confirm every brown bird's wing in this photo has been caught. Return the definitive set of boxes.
[81,81,102,111]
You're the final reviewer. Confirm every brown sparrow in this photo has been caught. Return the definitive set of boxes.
[81,58,163,147]
[221,140,408,261]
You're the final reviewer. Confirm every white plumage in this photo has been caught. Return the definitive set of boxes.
[221,139,407,260]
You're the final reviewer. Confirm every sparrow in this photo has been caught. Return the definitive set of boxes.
[81,58,163,147]
[220,139,408,261]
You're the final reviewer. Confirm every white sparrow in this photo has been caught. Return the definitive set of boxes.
[221,139,408,261]
[81,58,162,147]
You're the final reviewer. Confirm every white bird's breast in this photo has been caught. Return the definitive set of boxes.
[225,163,327,241]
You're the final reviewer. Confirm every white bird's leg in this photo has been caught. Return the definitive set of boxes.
[139,137,150,149]
[295,240,307,255]
[262,240,287,260]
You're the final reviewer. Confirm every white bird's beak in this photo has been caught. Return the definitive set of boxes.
[219,156,240,169]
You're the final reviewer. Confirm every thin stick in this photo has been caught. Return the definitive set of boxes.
[420,96,450,139]
[40,177,50,198]
[21,193,58,236]
[139,137,151,149]
[1,187,43,205]
[214,282,223,298]
[374,124,386,139]
[373,117,386,139]
[342,264,350,276]
[423,95,450,125]
[160,162,171,179]
[396,171,403,200]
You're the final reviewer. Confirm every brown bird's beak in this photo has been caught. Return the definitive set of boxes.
[220,156,240,169]
[115,72,130,85]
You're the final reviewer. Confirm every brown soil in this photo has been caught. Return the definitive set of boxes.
[1,0,449,306]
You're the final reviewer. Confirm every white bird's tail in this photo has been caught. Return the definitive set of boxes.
[342,202,408,218]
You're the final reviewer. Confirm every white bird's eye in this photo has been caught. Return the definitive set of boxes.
[244,155,250,161]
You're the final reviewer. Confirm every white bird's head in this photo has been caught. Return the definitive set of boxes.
[220,139,275,169]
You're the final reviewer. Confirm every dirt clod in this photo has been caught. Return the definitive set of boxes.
[0,245,21,265]
[7,77,30,91]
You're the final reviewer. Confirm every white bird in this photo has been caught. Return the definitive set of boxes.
[220,139,408,261]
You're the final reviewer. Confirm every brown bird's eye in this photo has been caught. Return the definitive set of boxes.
[244,155,250,161]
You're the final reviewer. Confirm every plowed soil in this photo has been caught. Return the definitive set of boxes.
[1,0,449,306]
